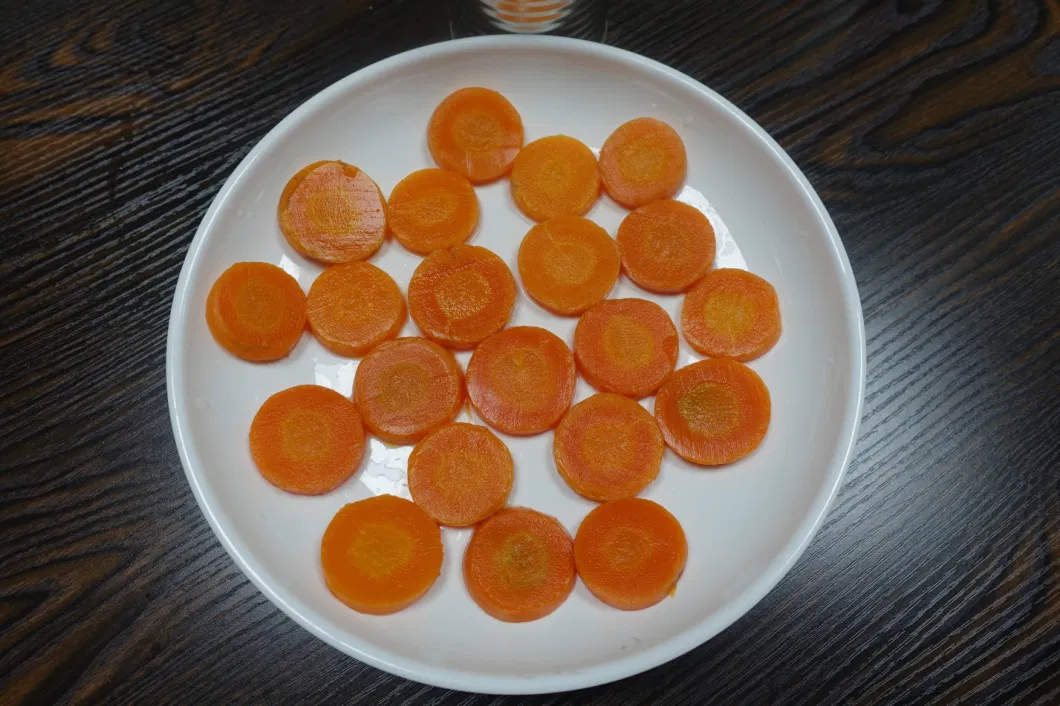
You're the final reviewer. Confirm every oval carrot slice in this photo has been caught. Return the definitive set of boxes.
[554,393,664,502]
[517,216,620,316]
[466,326,576,435]
[408,423,514,526]
[599,117,687,208]
[306,262,405,357]
[574,498,687,610]
[321,494,443,615]
[353,337,464,444]
[278,160,387,264]
[206,261,306,362]
[616,199,715,294]
[407,244,516,349]
[249,385,365,495]
[463,507,575,622]
[427,87,524,183]
[574,298,678,399]
[654,358,770,466]
[510,135,600,222]
[388,168,479,254]
[681,268,782,361]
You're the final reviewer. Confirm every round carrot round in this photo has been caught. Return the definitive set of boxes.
[554,393,664,502]
[388,168,479,254]
[427,87,524,183]
[681,268,782,361]
[654,358,770,466]
[321,494,443,615]
[599,117,687,208]
[408,423,514,527]
[407,244,516,349]
[510,135,600,222]
[466,326,576,435]
[574,298,678,398]
[306,262,405,357]
[353,337,464,444]
[616,199,715,294]
[249,385,365,495]
[574,498,687,610]
[463,507,575,622]
[517,216,620,316]
[206,261,306,362]
[278,160,387,264]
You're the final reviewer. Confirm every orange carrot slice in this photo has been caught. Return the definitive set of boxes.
[554,393,664,502]
[510,135,600,221]
[206,262,306,362]
[616,199,715,294]
[321,494,443,615]
[249,385,365,495]
[463,507,575,622]
[599,117,687,208]
[427,87,524,183]
[407,244,516,349]
[574,498,687,610]
[466,326,576,435]
[654,358,770,465]
[408,423,513,526]
[388,168,479,254]
[681,268,781,361]
[517,216,620,316]
[306,262,405,357]
[574,298,678,398]
[353,337,464,444]
[278,161,387,264]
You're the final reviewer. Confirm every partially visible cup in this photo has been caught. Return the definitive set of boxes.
[451,0,608,41]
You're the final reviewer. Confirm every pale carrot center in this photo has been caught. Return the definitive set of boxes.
[602,527,652,570]
[454,111,502,150]
[407,192,457,227]
[619,141,666,183]
[582,420,634,472]
[602,315,655,368]
[490,346,550,405]
[678,383,741,436]
[436,267,491,320]
[542,240,596,285]
[280,408,332,462]
[350,523,414,578]
[701,290,756,344]
[495,532,548,588]
[378,362,431,412]
[233,278,286,333]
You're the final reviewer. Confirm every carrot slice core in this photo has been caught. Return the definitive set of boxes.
[206,261,306,362]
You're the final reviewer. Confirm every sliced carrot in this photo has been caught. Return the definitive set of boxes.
[463,507,575,622]
[466,326,576,435]
[599,117,687,208]
[616,199,715,294]
[388,168,479,254]
[681,268,781,361]
[278,160,387,264]
[574,497,687,610]
[574,298,678,399]
[427,87,524,183]
[517,216,620,316]
[408,423,513,527]
[353,337,464,444]
[321,494,443,615]
[654,358,770,466]
[306,262,405,357]
[553,393,664,502]
[206,262,306,362]
[407,244,516,349]
[249,385,365,494]
[510,135,600,221]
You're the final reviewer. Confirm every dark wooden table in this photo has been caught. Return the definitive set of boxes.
[3,0,1059,703]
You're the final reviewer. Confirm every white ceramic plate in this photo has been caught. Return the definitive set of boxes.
[166,36,865,694]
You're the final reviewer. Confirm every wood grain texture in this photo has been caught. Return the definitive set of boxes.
[1,0,1058,703]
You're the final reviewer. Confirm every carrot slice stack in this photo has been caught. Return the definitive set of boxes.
[466,326,576,435]
[574,498,687,610]
[306,262,405,357]
[599,117,687,208]
[654,358,770,466]
[321,494,443,615]
[353,337,464,444]
[574,298,678,398]
[388,168,479,254]
[616,199,715,294]
[681,268,781,361]
[206,262,306,362]
[278,160,387,263]
[463,507,575,622]
[510,135,600,222]
[408,423,514,526]
[428,87,524,183]
[517,216,620,316]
